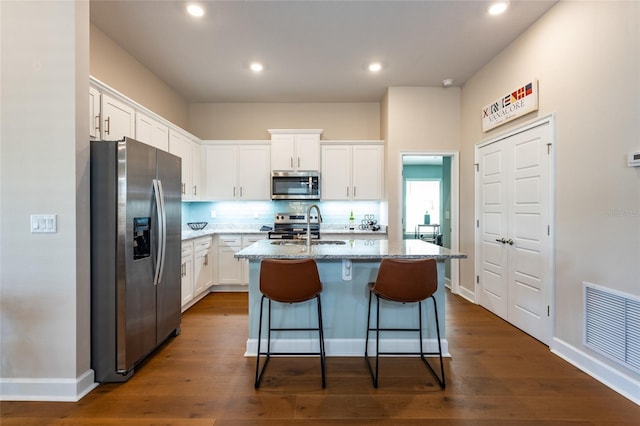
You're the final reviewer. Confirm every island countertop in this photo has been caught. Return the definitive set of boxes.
[235,238,466,260]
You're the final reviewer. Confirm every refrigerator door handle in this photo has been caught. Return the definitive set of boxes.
[152,179,167,286]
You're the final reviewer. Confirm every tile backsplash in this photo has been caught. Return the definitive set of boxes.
[184,200,382,227]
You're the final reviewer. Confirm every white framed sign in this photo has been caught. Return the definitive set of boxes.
[482,80,539,132]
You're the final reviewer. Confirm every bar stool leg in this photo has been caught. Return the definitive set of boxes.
[255,296,266,388]
[417,296,446,389]
[374,294,381,388]
[364,291,380,387]
[316,294,326,388]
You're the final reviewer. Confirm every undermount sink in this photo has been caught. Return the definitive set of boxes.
[270,240,346,246]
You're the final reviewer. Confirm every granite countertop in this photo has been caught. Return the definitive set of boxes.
[234,238,466,260]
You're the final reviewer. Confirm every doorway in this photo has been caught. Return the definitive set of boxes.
[401,153,459,293]
[475,115,555,345]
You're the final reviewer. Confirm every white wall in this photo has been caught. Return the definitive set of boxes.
[460,1,640,393]
[0,1,95,400]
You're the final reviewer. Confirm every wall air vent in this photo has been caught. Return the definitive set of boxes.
[584,282,640,374]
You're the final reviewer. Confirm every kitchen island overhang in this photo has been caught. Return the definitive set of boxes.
[235,239,467,357]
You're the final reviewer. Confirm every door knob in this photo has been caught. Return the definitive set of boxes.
[506,239,514,245]
[495,238,506,244]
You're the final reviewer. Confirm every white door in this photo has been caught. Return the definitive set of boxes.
[477,121,552,344]
[478,141,509,318]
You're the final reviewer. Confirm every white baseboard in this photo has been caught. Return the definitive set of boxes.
[209,284,248,293]
[0,369,98,402]
[245,337,450,358]
[551,337,640,406]
[457,285,476,303]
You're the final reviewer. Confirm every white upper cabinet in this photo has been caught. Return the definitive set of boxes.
[89,86,101,139]
[135,112,169,151]
[169,129,202,201]
[90,79,202,201]
[101,93,135,141]
[321,142,384,201]
[204,143,270,201]
[238,145,271,200]
[321,145,351,200]
[204,145,237,199]
[269,129,321,171]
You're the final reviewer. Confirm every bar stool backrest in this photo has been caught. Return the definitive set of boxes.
[371,258,437,302]
[260,259,323,303]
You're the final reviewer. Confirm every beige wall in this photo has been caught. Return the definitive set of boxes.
[460,1,639,381]
[90,24,190,130]
[384,87,462,242]
[189,102,380,140]
[1,0,93,398]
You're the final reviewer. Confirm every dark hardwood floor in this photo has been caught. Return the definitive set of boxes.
[2,291,639,425]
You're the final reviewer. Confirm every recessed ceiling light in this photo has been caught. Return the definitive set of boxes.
[442,78,454,87]
[488,1,509,16]
[186,3,205,18]
[250,62,263,73]
[368,62,382,73]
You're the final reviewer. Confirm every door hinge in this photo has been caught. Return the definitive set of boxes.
[547,305,550,317]
[476,275,479,284]
[547,225,550,236]
[474,163,479,172]
[547,143,552,154]
[477,219,480,228]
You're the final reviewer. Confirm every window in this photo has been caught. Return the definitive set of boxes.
[405,180,441,232]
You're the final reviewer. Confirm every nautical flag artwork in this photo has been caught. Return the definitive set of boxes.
[482,80,539,132]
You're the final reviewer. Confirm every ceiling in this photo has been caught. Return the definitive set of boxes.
[90,0,557,103]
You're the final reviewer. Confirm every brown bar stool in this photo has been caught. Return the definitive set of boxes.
[364,258,445,388]
[255,258,326,388]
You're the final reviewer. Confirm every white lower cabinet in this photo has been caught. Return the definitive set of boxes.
[193,236,213,296]
[182,236,214,311]
[213,233,265,289]
[215,235,243,285]
[181,242,194,309]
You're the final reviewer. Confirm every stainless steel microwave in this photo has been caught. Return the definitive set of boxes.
[271,171,320,200]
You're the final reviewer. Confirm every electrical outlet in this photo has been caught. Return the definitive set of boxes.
[210,210,216,219]
[253,211,259,219]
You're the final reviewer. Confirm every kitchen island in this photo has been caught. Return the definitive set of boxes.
[235,239,466,356]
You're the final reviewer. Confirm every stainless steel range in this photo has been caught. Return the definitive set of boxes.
[268,212,321,239]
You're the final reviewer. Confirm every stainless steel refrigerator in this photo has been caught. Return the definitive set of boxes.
[90,137,182,382]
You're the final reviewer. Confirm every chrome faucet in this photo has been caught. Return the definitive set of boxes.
[306,204,322,246]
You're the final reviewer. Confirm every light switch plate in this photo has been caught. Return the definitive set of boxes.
[31,214,57,233]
